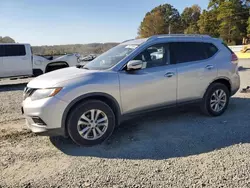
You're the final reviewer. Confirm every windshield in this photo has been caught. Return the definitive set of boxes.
[84,44,138,70]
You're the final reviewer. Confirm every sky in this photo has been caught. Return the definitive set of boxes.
[0,0,208,46]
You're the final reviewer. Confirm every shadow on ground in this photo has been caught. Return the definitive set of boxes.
[0,83,27,92]
[238,66,250,71]
[50,97,250,160]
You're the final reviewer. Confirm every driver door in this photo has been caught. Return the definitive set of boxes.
[119,44,177,114]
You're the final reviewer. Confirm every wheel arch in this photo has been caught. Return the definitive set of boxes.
[32,69,44,77]
[45,61,69,73]
[204,77,232,98]
[62,92,121,136]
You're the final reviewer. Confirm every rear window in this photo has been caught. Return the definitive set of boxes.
[203,43,218,58]
[222,42,234,54]
[1,45,26,57]
[170,42,218,64]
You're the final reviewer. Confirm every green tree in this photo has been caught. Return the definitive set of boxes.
[217,0,249,44]
[202,0,249,44]
[247,17,250,36]
[198,10,220,37]
[181,5,201,34]
[138,4,182,38]
[0,36,15,43]
[209,0,250,9]
[208,0,225,9]
[138,10,166,38]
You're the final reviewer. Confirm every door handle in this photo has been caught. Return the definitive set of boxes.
[164,72,175,78]
[205,65,214,70]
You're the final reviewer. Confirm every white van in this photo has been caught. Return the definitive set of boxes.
[0,43,80,78]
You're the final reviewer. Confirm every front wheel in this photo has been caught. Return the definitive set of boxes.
[67,100,116,146]
[32,69,43,77]
[201,83,230,116]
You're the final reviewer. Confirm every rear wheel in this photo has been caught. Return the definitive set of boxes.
[201,83,230,116]
[67,100,116,146]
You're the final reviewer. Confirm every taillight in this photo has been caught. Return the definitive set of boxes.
[231,53,238,64]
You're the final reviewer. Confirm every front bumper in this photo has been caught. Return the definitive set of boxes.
[22,96,68,136]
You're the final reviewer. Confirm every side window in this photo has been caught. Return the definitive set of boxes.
[222,42,234,54]
[203,43,218,58]
[3,45,26,57]
[0,45,4,57]
[170,42,208,64]
[133,44,168,69]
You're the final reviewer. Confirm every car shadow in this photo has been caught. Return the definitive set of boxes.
[50,97,250,160]
[238,66,250,71]
[0,83,27,92]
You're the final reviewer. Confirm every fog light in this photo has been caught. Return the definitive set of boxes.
[32,117,47,126]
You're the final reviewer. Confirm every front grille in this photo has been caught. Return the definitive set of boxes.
[23,87,36,100]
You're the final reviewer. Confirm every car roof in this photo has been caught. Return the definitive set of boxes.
[121,34,214,46]
[121,38,148,45]
[149,34,211,39]
[0,43,30,45]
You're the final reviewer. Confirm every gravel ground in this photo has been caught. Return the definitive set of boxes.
[1,60,250,187]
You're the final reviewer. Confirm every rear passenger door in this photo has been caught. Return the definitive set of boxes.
[2,44,32,77]
[170,42,218,103]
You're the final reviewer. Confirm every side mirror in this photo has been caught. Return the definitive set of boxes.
[127,60,143,71]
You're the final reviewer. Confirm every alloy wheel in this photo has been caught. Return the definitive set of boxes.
[210,89,227,112]
[77,109,109,140]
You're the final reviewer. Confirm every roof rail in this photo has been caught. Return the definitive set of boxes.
[121,39,135,43]
[147,34,211,41]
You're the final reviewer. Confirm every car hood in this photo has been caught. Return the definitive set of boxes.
[51,55,68,61]
[27,67,98,88]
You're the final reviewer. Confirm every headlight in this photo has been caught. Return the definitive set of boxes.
[30,88,62,101]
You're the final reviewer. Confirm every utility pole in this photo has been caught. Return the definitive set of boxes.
[169,15,173,34]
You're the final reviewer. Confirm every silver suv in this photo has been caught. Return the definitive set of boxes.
[22,35,240,146]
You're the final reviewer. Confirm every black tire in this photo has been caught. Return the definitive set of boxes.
[67,100,116,146]
[32,69,43,77]
[201,83,230,116]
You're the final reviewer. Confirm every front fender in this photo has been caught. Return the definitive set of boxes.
[61,92,122,136]
[32,61,48,73]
